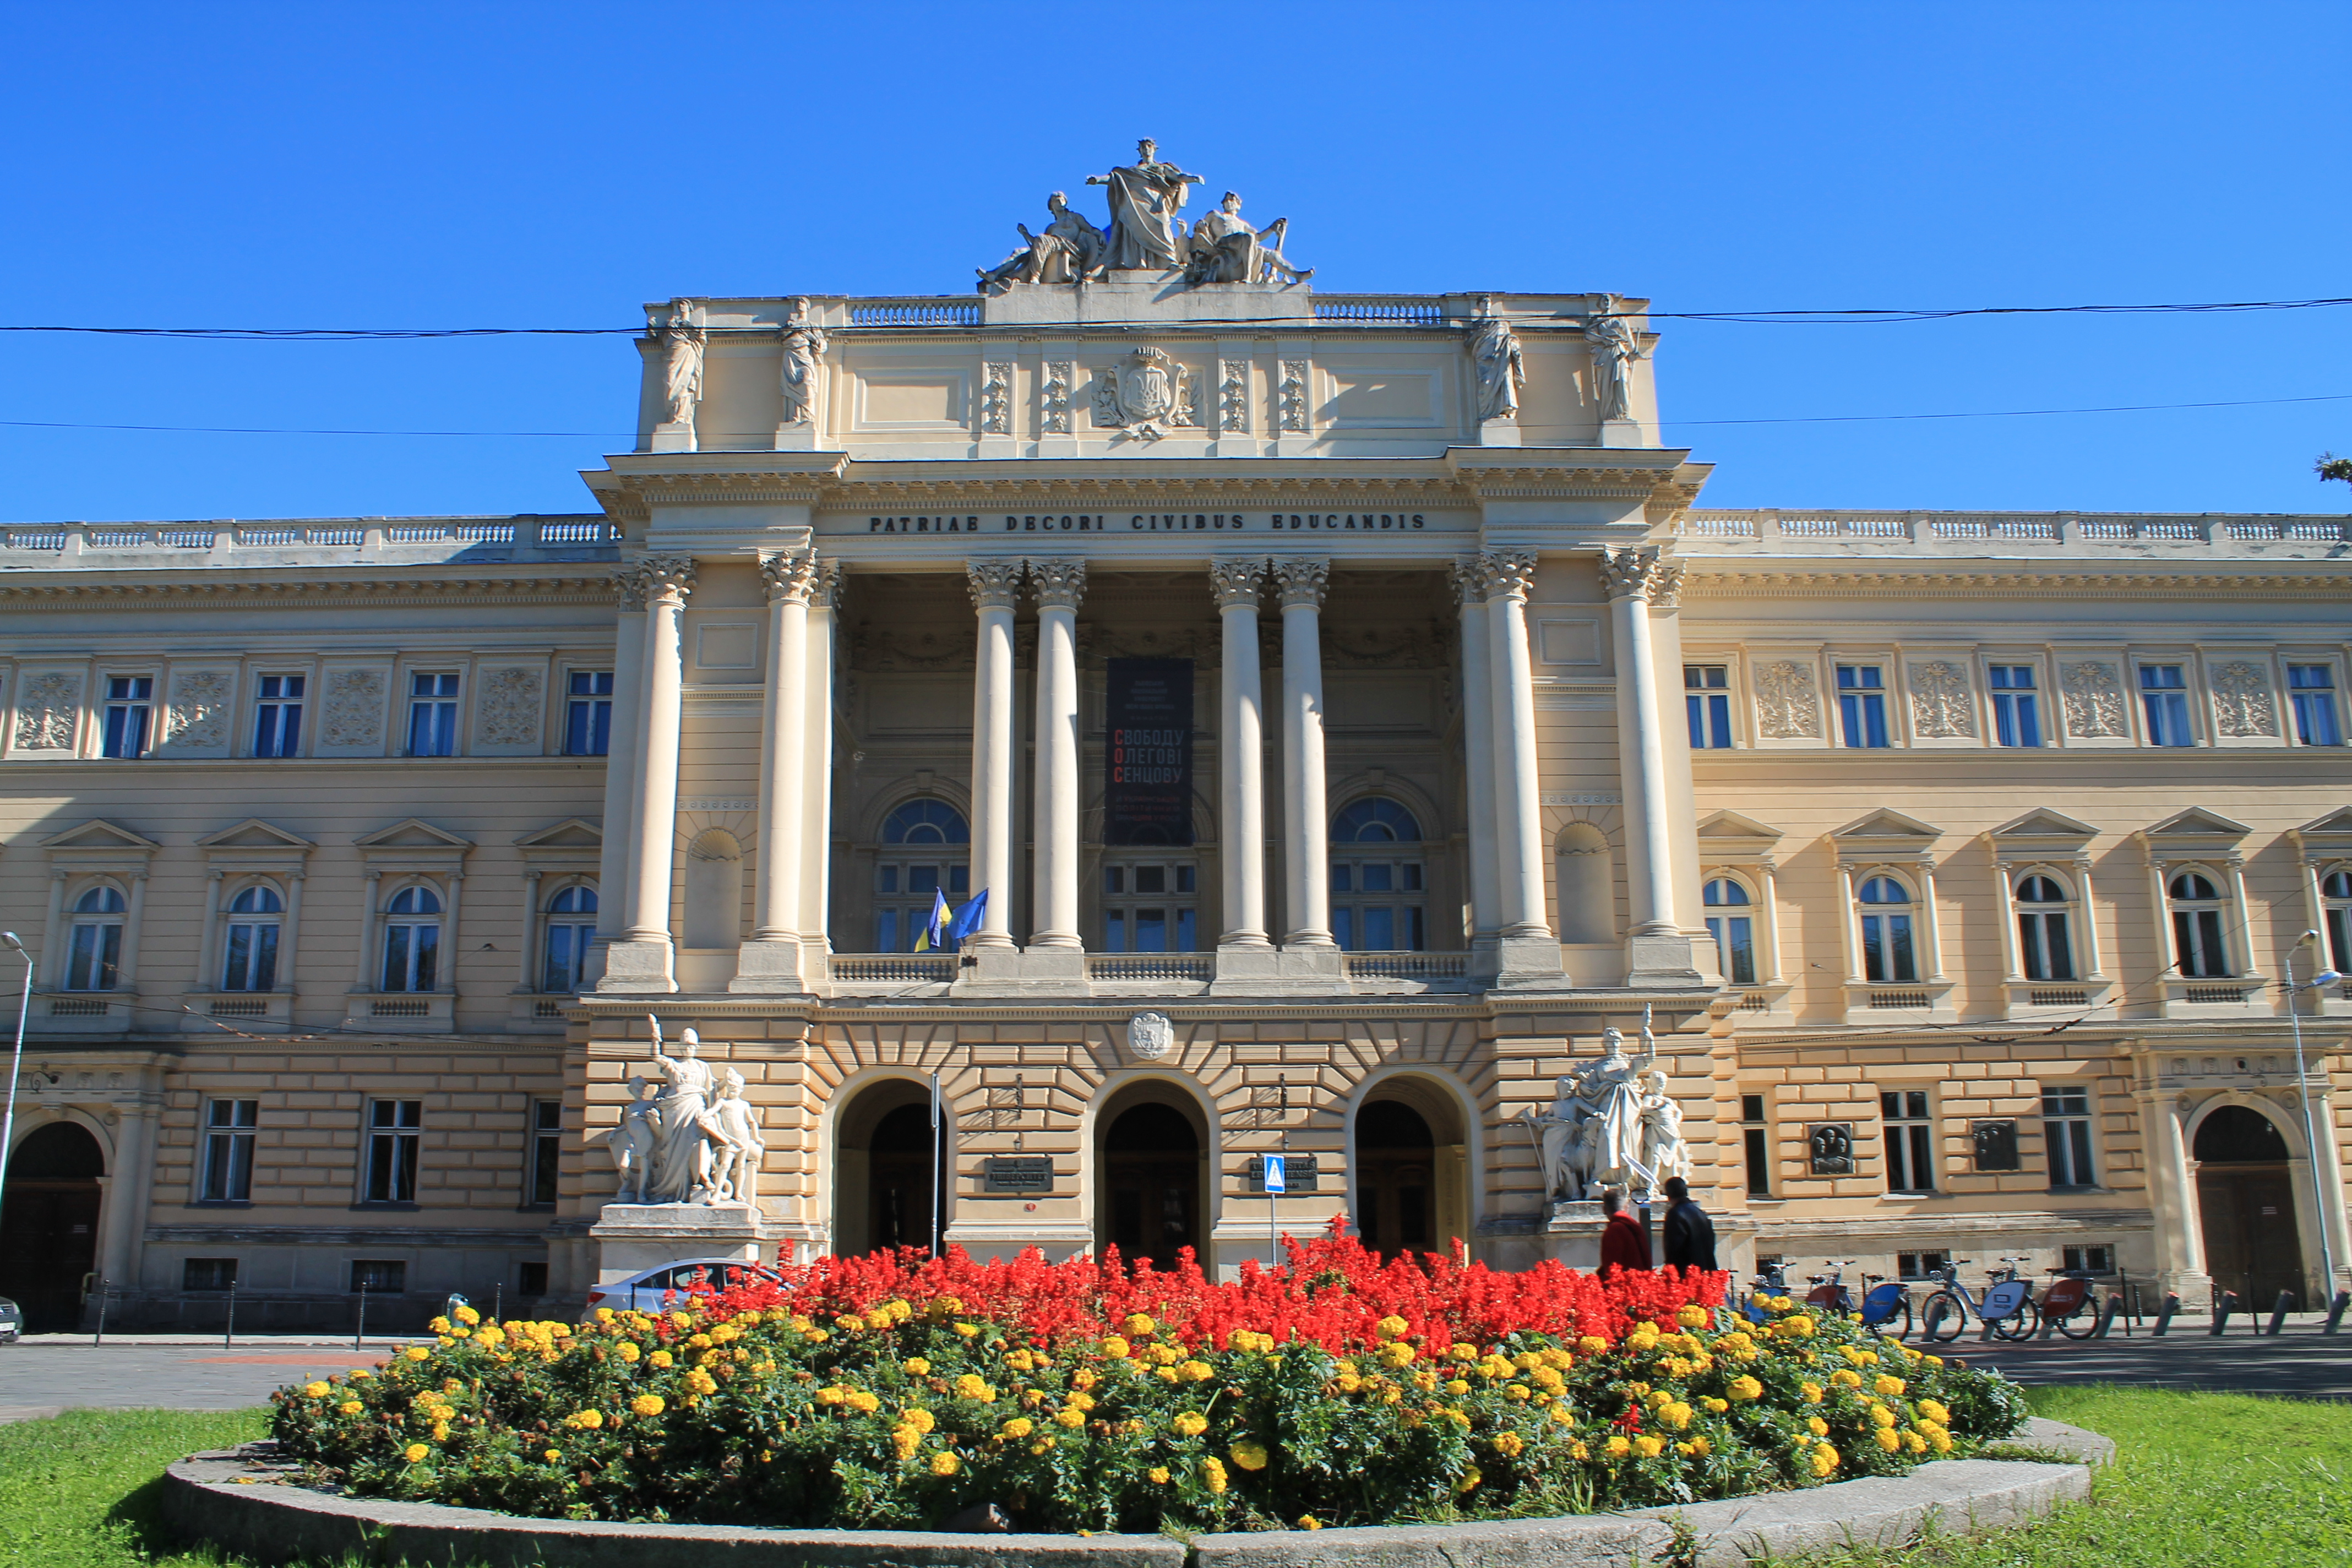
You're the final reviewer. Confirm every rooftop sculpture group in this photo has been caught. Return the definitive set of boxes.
[978,139,1311,295]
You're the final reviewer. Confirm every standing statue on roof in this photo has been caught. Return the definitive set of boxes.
[1086,138,1202,271]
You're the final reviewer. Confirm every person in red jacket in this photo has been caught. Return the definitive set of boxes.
[1598,1188,1651,1275]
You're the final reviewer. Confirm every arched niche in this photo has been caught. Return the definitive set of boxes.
[1555,821,1617,945]
[682,827,743,949]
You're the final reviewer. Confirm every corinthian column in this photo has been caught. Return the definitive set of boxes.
[733,551,816,992]
[589,570,647,981]
[1602,546,1702,986]
[967,562,1022,948]
[1450,560,1501,955]
[1479,551,1550,942]
[1211,559,1271,948]
[799,560,843,965]
[1273,559,1334,948]
[1027,558,1087,950]
[608,554,694,991]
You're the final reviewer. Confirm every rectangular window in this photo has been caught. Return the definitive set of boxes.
[2139,664,2193,746]
[1860,912,1917,983]
[1684,665,1733,749]
[518,1261,549,1297]
[253,674,304,757]
[101,676,154,758]
[527,1101,562,1206]
[2043,1087,2096,1187]
[363,1101,422,1204]
[1988,665,2042,748]
[65,919,123,992]
[1102,862,1199,952]
[1880,1089,1935,1193]
[182,1258,239,1292]
[2061,1244,2113,1274]
[1897,1250,1950,1281]
[1836,665,1888,748]
[1707,913,1756,986]
[1741,1093,1771,1196]
[350,1259,406,1293]
[223,914,280,993]
[2018,909,2073,982]
[565,671,614,756]
[2289,665,2342,747]
[200,1099,258,1202]
[2172,906,2230,978]
[1331,859,1426,951]
[406,672,461,756]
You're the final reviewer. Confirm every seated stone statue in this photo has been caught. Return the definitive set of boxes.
[978,192,1107,294]
[1183,192,1312,286]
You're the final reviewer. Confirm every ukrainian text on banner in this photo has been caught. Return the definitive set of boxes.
[1105,658,1194,846]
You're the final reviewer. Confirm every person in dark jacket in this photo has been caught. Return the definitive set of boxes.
[1598,1188,1651,1274]
[1660,1177,1718,1271]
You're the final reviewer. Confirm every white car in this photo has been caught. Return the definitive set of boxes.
[0,1296,21,1343]
[582,1259,779,1317]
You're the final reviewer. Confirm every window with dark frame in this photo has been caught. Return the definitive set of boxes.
[2323,869,2352,976]
[541,885,598,993]
[2043,1087,2097,1188]
[350,1259,406,1293]
[200,1099,258,1202]
[182,1257,239,1292]
[102,676,154,758]
[2015,874,2075,981]
[1330,798,1426,952]
[2139,664,2193,747]
[1857,875,1917,983]
[1740,1092,1771,1196]
[518,1261,549,1297]
[363,1100,422,1204]
[1897,1250,1950,1281]
[565,670,614,756]
[253,674,304,757]
[1836,664,1889,748]
[527,1101,562,1206]
[1880,1090,1935,1193]
[2166,871,2230,978]
[1987,664,2042,747]
[406,672,461,756]
[2288,664,2343,746]
[1102,859,1199,953]
[222,885,283,992]
[1685,665,1733,749]
[2061,1244,2112,1273]
[64,885,127,992]
[1705,878,1757,986]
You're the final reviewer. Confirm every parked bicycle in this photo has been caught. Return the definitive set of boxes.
[2036,1267,2102,1339]
[1855,1272,1914,1340]
[1740,1259,1793,1325]
[1918,1256,2040,1342]
[1804,1259,1859,1313]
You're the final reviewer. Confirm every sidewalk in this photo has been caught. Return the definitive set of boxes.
[10,1333,435,1348]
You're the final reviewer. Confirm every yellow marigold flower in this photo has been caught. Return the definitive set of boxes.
[1072,1368,1100,1390]
[1549,1403,1576,1424]
[1148,1343,1182,1366]
[1000,1416,1034,1439]
[567,1409,605,1430]
[1781,1315,1816,1338]
[1625,1329,1660,1353]
[1299,1515,1322,1530]
[1454,1463,1482,1493]
[1477,1355,1513,1380]
[1728,1375,1764,1402]
[1703,1397,1729,1413]
[930,1451,960,1477]
[1148,1466,1171,1484]
[1918,1398,1951,1424]
[1800,1380,1823,1402]
[1830,1369,1862,1389]
[1807,1415,1830,1436]
[664,1311,689,1330]
[892,1425,922,1461]
[1374,1314,1410,1341]
[1124,1313,1156,1336]
[1869,1405,1897,1429]
[904,1407,936,1432]
[631,1394,666,1418]
[903,1356,932,1375]
[431,1422,449,1441]
[1068,1390,1097,1412]
[1874,1374,1907,1397]
[1099,1335,1131,1359]
[542,1448,562,1463]
[709,1324,739,1344]
[1662,1402,1694,1430]
[1927,1427,1953,1453]
[952,1322,979,1339]
[1634,1435,1664,1458]
[1179,1360,1215,1382]
[1333,1373,1362,1393]
[1229,1439,1270,1471]
[1571,1441,1591,1460]
[1677,1305,1710,1329]
[1505,1384,1531,1402]
[338,1401,363,1415]
[816,1386,847,1406]
[1874,1427,1902,1453]
[1605,1435,1632,1458]
[1491,1431,1525,1458]
[303,1381,331,1398]
[403,1346,430,1362]
[1904,1430,1928,1453]
[1690,1435,1712,1456]
[1577,1335,1610,1355]
[1923,1354,1943,1367]
[1533,1366,1565,1391]
[1202,1456,1228,1494]
[453,1305,480,1326]
[649,1349,674,1369]
[616,1341,641,1363]
[1445,1379,1472,1397]
[684,1370,718,1397]
[1811,1444,1841,1478]
[595,1307,616,1322]
[847,1389,880,1413]
[402,1442,430,1462]
[1054,1407,1086,1429]
[1450,1342,1479,1361]
[1171,1411,1208,1438]
[954,1374,997,1403]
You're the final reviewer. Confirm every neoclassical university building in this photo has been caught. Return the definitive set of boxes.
[3,146,2346,1331]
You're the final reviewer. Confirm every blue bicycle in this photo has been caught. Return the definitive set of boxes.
[1918,1256,2040,1342]
[1803,1259,1913,1339]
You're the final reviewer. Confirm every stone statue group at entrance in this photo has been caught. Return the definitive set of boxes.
[600,1025,767,1213]
[1523,1010,1691,1203]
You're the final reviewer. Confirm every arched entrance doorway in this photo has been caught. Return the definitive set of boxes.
[1,1121,106,1332]
[1097,1086,1206,1271]
[834,1081,945,1258]
[1352,1078,1471,1260]
[2194,1104,2304,1309]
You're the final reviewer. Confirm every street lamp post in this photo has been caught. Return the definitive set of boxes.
[0,933,32,1231]
[2285,931,2342,1299]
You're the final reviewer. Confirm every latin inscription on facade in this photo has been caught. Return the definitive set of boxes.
[850,511,1440,535]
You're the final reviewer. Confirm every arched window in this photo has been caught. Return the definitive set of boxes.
[875,799,969,952]
[1702,876,1756,986]
[542,884,597,994]
[2166,870,2230,978]
[1856,874,1917,983]
[2015,873,2075,983]
[223,884,284,992]
[382,884,443,993]
[65,885,127,992]
[2322,868,2352,976]
[1331,798,1424,951]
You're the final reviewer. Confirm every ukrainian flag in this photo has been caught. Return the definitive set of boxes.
[912,888,951,951]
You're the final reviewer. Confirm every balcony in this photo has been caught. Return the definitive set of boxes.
[0,515,621,573]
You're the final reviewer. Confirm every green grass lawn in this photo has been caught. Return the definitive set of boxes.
[1,1388,2346,1567]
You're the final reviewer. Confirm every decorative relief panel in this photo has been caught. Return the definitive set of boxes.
[2059,661,2126,738]
[2209,661,2278,738]
[1218,360,1248,432]
[1752,661,1820,739]
[13,672,80,750]
[1906,661,1976,738]
[980,362,1012,434]
[1277,361,1308,432]
[164,671,232,753]
[320,669,387,749]
[1041,362,1072,435]
[476,667,545,749]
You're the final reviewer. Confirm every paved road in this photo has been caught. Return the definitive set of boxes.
[1951,1325,2352,1398]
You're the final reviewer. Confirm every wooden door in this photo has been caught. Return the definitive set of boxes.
[1357,1152,1435,1259]
[1106,1156,1197,1270]
[2198,1166,2305,1309]
[0,1179,102,1332]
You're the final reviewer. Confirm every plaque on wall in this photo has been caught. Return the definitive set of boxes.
[1806,1123,1854,1175]
[1246,1154,1318,1193]
[1970,1120,2022,1171]
[981,1156,1054,1194]
[1105,658,1194,846]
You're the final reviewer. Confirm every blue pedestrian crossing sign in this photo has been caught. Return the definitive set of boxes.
[1262,1154,1287,1193]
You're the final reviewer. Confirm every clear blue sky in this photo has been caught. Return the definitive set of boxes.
[3,2,2348,523]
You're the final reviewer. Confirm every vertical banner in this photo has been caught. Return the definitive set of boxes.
[1105,657,1194,846]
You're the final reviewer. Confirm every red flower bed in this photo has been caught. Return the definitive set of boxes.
[710,1218,1727,1356]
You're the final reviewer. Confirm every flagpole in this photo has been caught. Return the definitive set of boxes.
[928,1070,943,1259]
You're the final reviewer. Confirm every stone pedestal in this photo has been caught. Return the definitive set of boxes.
[1478,416,1522,448]
[649,422,697,453]
[949,944,1090,998]
[589,1201,786,1286]
[1209,943,1348,996]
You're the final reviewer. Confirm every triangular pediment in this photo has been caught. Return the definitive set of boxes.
[1697,809,1783,842]
[1988,809,2100,844]
[1832,808,1942,841]
[515,817,603,850]
[355,817,475,851]
[2144,807,2250,841]
[197,818,315,852]
[2294,808,2352,841]
[40,818,161,852]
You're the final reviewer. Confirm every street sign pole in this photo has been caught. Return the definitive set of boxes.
[1262,1153,1287,1268]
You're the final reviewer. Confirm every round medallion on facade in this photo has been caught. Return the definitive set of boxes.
[1126,1011,1174,1061]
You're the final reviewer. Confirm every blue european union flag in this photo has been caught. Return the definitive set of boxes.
[946,889,988,943]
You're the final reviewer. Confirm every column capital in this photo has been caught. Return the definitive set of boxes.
[967,560,1023,611]
[1598,545,1673,602]
[1208,557,1267,610]
[1477,549,1538,601]
[1025,557,1088,611]
[1649,562,1687,609]
[810,558,846,609]
[759,550,819,605]
[1449,558,1490,606]
[1271,558,1329,609]
[624,556,696,606]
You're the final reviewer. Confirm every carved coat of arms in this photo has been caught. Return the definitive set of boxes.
[1126,1011,1174,1060]
[1091,348,1196,440]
